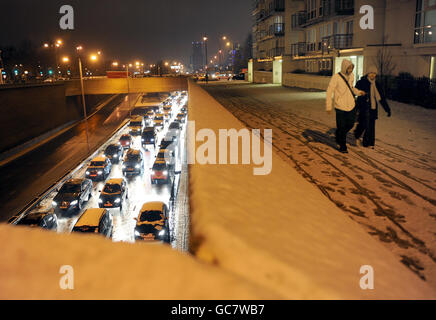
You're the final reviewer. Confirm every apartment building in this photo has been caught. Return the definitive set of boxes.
[250,0,436,88]
[252,0,287,60]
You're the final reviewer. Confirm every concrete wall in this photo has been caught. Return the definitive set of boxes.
[282,72,331,90]
[0,83,111,154]
[253,71,273,84]
[65,76,188,96]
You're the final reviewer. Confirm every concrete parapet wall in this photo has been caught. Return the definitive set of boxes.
[282,73,331,91]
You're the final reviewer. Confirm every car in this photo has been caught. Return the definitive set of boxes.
[119,134,132,149]
[72,208,113,238]
[85,156,112,181]
[104,144,124,164]
[164,112,172,124]
[169,121,181,132]
[134,202,170,243]
[151,159,174,185]
[153,114,164,129]
[8,212,58,231]
[141,127,156,149]
[130,107,149,118]
[176,113,186,124]
[129,116,144,136]
[145,109,155,120]
[163,131,179,147]
[156,147,176,170]
[163,105,172,114]
[232,73,245,80]
[98,178,128,211]
[122,149,144,176]
[147,105,161,113]
[52,178,93,214]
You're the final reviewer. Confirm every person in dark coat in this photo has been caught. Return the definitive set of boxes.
[354,66,391,148]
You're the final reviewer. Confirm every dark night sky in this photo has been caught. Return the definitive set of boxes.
[0,0,253,66]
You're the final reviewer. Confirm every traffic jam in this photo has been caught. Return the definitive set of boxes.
[8,91,189,248]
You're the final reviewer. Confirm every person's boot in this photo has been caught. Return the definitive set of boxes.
[338,145,348,153]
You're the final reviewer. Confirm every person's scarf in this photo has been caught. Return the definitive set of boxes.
[368,77,381,110]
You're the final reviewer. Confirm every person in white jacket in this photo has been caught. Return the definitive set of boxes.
[326,59,365,153]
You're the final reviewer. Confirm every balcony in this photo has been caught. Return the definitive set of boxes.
[273,0,285,12]
[273,23,285,36]
[334,0,354,15]
[291,43,307,56]
[291,11,307,30]
[321,34,353,51]
[270,47,285,57]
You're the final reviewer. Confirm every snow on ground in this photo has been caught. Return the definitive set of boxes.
[0,224,279,299]
[190,81,435,299]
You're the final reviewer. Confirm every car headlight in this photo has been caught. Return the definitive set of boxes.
[135,230,140,237]
[114,154,118,158]
[122,165,126,169]
[135,164,140,169]
[86,171,90,175]
[142,139,145,142]
[126,142,130,145]
[98,171,103,175]
[70,200,78,206]
[114,198,121,203]
[98,199,103,203]
[151,170,155,175]
[163,170,168,176]
[151,139,154,142]
[52,201,57,207]
[158,230,165,236]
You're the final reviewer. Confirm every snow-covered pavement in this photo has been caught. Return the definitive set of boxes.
[202,82,436,289]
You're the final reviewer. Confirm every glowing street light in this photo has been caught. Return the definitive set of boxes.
[112,62,119,67]
[90,55,98,61]
[62,57,70,63]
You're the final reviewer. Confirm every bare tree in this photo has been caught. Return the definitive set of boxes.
[371,36,397,92]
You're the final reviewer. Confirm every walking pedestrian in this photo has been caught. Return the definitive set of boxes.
[354,66,391,148]
[326,59,366,153]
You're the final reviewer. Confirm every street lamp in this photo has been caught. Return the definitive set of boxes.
[43,39,63,79]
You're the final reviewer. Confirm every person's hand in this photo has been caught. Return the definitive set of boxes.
[387,111,391,117]
[358,90,366,96]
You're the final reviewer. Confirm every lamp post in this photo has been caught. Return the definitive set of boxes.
[203,36,208,83]
[126,63,131,108]
[74,46,93,154]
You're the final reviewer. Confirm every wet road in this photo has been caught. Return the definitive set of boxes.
[0,94,136,221]
[8,93,189,250]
